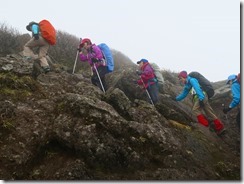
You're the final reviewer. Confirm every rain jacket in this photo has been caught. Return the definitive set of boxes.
[79,44,105,71]
[176,76,205,101]
[137,62,157,89]
[229,79,240,108]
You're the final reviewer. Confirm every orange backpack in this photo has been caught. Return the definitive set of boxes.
[39,19,56,45]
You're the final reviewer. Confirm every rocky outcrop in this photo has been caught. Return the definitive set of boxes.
[0,55,240,180]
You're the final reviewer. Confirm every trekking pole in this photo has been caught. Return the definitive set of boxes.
[140,76,154,106]
[94,64,105,93]
[72,38,82,74]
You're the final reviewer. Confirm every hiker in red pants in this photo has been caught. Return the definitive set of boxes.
[175,71,225,136]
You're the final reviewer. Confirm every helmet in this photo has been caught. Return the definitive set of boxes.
[226,74,237,84]
[178,71,188,79]
[80,38,92,47]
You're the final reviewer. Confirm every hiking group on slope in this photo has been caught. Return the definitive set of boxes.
[22,20,240,137]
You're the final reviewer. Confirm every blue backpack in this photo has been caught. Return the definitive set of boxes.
[98,43,114,72]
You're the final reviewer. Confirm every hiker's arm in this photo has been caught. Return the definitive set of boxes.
[141,66,154,81]
[79,53,89,61]
[176,85,190,101]
[86,45,103,60]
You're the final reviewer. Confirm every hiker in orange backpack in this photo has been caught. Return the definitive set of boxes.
[78,38,108,92]
[175,71,225,136]
[22,21,51,73]
[223,74,241,129]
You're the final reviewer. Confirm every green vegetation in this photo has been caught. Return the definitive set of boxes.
[0,72,40,101]
[2,119,15,129]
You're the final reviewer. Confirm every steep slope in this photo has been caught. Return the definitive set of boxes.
[0,54,240,180]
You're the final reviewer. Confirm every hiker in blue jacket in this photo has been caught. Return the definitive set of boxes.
[223,74,240,129]
[175,71,225,136]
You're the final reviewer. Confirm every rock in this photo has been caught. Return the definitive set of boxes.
[0,55,240,180]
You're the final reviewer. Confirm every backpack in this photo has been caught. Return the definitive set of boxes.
[39,20,56,45]
[188,71,215,98]
[150,63,164,84]
[97,43,114,72]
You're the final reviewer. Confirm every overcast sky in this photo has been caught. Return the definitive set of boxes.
[0,0,240,82]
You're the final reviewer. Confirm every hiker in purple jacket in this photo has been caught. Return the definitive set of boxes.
[79,38,108,91]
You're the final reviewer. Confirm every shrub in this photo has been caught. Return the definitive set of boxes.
[0,22,24,56]
[48,30,80,68]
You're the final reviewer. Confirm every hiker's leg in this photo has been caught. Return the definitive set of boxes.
[213,119,224,133]
[201,98,224,132]
[23,38,39,59]
[38,36,50,67]
[192,99,202,117]
[193,100,209,126]
[202,98,218,120]
[236,109,240,130]
[148,84,159,104]
[197,114,209,127]
[98,66,108,91]
[91,74,99,87]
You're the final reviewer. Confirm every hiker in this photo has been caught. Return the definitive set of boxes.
[135,59,159,105]
[223,74,240,129]
[23,21,50,73]
[175,71,225,135]
[79,38,108,92]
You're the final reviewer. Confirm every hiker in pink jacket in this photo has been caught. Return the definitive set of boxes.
[79,38,108,91]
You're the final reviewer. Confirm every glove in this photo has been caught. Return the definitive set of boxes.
[136,70,142,75]
[170,95,176,101]
[223,107,231,114]
[199,100,204,108]
[133,80,138,84]
[33,34,39,40]
[77,48,81,52]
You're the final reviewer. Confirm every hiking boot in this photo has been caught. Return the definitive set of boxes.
[42,66,50,73]
[216,127,226,136]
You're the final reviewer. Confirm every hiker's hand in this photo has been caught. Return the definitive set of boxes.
[91,58,100,63]
[199,100,204,108]
[136,70,142,75]
[33,34,39,40]
[171,95,176,101]
[80,48,87,55]
[223,107,231,114]
[133,80,138,84]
